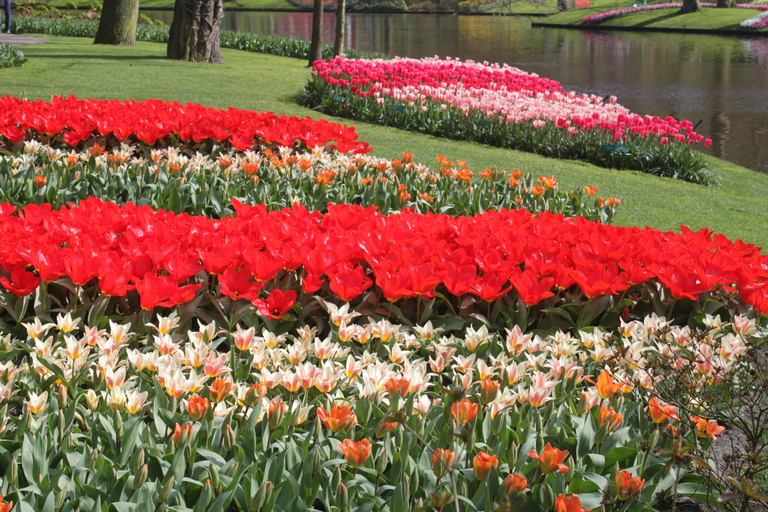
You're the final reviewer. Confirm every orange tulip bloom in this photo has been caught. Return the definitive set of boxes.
[451,399,479,425]
[317,404,358,432]
[586,370,624,399]
[690,416,726,440]
[555,494,589,512]
[528,443,569,474]
[384,377,411,397]
[186,394,210,421]
[615,470,645,501]
[479,379,500,404]
[648,397,680,424]
[208,377,233,403]
[338,439,371,468]
[173,423,194,448]
[501,473,528,498]
[598,406,623,433]
[432,448,455,479]
[0,495,12,512]
[473,451,498,480]
[268,400,287,429]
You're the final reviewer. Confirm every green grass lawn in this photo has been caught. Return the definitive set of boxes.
[536,5,768,31]
[46,0,301,9]
[2,35,768,251]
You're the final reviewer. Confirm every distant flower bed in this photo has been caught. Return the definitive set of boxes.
[741,9,768,27]
[580,2,768,24]
[304,56,718,185]
[0,96,371,154]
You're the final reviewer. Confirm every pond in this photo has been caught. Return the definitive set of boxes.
[144,10,768,174]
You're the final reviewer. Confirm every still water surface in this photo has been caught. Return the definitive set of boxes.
[146,11,768,173]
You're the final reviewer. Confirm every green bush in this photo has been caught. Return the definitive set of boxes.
[0,43,28,69]
[12,16,384,59]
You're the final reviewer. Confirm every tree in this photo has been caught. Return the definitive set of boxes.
[333,0,346,56]
[94,0,139,46]
[167,0,225,64]
[679,0,701,13]
[308,0,324,67]
[716,0,736,7]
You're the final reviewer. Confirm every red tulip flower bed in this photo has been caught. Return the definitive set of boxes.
[1,198,766,321]
[0,96,372,154]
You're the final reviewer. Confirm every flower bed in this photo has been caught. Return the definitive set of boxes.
[0,96,372,155]
[0,142,620,220]
[0,290,761,510]
[0,199,766,323]
[0,98,766,512]
[580,2,768,24]
[741,9,768,28]
[303,56,718,185]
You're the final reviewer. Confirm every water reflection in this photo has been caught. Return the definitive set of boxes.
[144,10,768,173]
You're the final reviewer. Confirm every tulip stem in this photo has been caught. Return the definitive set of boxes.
[400,420,460,512]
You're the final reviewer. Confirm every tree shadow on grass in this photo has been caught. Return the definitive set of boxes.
[632,11,683,27]
[29,52,166,61]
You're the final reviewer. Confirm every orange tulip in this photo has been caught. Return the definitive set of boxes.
[555,494,590,512]
[615,470,645,501]
[186,395,210,421]
[648,397,680,424]
[472,451,498,480]
[690,416,726,440]
[173,423,194,448]
[208,377,233,403]
[432,448,455,479]
[317,404,358,432]
[268,400,287,429]
[527,443,569,474]
[338,439,371,468]
[598,406,622,433]
[586,370,624,399]
[451,399,479,425]
[384,377,411,397]
[0,495,12,512]
[501,473,528,498]
[479,379,500,404]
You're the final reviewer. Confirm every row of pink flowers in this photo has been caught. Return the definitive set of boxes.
[312,56,710,144]
[580,2,768,24]
[741,9,768,28]
[0,96,372,154]
[0,198,766,314]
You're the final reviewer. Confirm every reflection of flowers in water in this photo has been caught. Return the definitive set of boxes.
[741,10,768,28]
[740,37,768,67]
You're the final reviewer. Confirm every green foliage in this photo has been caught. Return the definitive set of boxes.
[11,16,384,59]
[0,44,27,69]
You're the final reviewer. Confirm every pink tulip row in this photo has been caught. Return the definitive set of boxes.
[580,2,768,24]
[312,56,710,145]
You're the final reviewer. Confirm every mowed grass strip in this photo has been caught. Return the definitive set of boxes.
[537,5,768,31]
[3,35,768,251]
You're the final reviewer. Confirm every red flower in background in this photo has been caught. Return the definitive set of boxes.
[328,264,373,301]
[0,267,41,296]
[253,289,297,319]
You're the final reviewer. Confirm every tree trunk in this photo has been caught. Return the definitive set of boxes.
[716,0,735,7]
[679,0,701,13]
[333,0,345,56]
[167,0,225,64]
[94,0,139,46]
[308,0,324,67]
[556,0,571,12]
